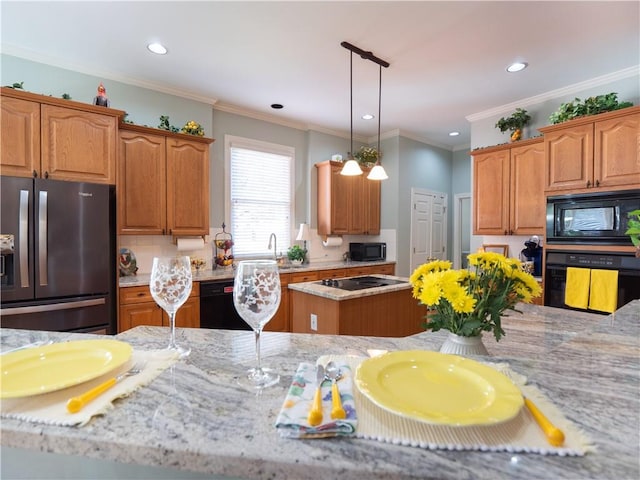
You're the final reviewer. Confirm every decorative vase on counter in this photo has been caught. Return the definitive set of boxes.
[439,332,489,356]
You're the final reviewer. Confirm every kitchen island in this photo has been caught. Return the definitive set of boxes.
[1,301,639,480]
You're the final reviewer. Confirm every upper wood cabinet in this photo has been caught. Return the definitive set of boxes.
[118,124,213,236]
[316,160,381,236]
[540,106,640,194]
[0,87,123,184]
[472,138,545,236]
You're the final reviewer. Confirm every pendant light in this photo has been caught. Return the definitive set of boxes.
[340,49,363,176]
[339,41,390,180]
[367,63,388,180]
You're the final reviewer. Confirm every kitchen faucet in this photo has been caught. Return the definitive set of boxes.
[268,233,277,260]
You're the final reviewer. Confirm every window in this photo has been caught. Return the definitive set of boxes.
[225,135,294,257]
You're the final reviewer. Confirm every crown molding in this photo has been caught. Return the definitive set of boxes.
[213,102,309,131]
[2,44,219,105]
[466,65,640,122]
[391,129,453,151]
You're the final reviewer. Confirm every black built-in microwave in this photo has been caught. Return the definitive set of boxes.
[349,242,387,261]
[546,189,640,245]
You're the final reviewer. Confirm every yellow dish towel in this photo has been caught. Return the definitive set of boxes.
[588,269,618,313]
[564,267,590,309]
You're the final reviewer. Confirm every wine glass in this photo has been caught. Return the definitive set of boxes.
[149,256,192,358]
[233,260,281,389]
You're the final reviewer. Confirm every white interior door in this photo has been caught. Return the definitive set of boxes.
[410,188,448,272]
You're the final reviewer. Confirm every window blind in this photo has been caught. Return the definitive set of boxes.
[229,144,292,257]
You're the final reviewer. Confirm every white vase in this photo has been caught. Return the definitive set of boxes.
[291,259,303,266]
[439,332,489,356]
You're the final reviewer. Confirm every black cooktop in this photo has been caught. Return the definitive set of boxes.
[318,275,406,291]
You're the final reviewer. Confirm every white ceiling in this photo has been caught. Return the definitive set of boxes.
[2,1,639,149]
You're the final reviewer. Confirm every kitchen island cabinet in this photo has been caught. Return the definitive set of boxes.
[118,124,213,236]
[2,300,639,480]
[541,105,640,194]
[289,275,425,337]
[1,87,124,184]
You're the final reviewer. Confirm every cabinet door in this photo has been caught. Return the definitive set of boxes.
[473,149,510,235]
[363,177,381,235]
[119,302,163,332]
[330,165,351,234]
[510,141,545,235]
[544,123,594,192]
[41,105,117,184]
[349,174,366,234]
[265,273,289,332]
[167,296,200,328]
[118,130,167,234]
[0,96,40,178]
[595,112,640,189]
[166,138,210,236]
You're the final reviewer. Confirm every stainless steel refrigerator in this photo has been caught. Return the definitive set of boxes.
[1,176,116,333]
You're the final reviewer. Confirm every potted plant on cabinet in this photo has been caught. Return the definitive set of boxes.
[495,108,531,142]
[287,245,307,266]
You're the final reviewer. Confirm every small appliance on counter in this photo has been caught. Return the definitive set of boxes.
[349,242,386,262]
[520,235,543,276]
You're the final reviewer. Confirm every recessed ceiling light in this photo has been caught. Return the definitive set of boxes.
[147,43,167,55]
[449,131,460,137]
[362,114,374,120]
[506,62,528,73]
[271,103,284,109]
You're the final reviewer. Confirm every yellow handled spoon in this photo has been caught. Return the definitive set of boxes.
[524,397,565,447]
[66,364,142,414]
[325,361,346,420]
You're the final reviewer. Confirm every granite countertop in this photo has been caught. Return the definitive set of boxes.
[118,260,396,287]
[288,274,411,300]
[1,301,639,479]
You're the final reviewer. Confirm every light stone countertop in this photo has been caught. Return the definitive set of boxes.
[287,274,411,300]
[1,301,639,479]
[118,260,396,287]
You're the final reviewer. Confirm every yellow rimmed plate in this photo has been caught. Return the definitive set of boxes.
[355,350,523,426]
[0,339,133,398]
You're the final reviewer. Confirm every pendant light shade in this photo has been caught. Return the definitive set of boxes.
[367,164,388,180]
[367,63,388,181]
[342,159,363,176]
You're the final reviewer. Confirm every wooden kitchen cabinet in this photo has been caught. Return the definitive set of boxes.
[118,283,200,332]
[0,87,123,184]
[541,106,640,194]
[472,138,545,236]
[316,160,381,236]
[265,273,289,332]
[118,124,213,236]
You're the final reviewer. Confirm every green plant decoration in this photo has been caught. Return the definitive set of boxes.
[181,120,205,136]
[287,245,307,262]
[4,81,24,89]
[61,93,71,100]
[352,146,380,165]
[549,93,633,124]
[495,108,531,141]
[625,209,640,257]
[158,115,179,133]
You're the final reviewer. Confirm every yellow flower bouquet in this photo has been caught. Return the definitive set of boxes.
[410,252,541,341]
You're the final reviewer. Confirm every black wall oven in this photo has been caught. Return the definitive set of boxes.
[544,251,640,314]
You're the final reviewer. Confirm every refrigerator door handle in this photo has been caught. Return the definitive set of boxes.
[0,298,106,316]
[19,189,30,288]
[38,190,48,286]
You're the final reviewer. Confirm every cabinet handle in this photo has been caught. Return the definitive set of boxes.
[595,179,600,187]
[137,292,145,297]
[44,171,49,179]
[32,170,38,178]
[586,180,591,188]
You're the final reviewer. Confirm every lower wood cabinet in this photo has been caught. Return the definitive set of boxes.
[118,283,200,332]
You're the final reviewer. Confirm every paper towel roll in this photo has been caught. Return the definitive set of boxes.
[322,236,343,248]
[176,238,205,251]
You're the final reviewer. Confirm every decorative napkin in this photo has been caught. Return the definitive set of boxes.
[275,361,357,438]
[588,268,618,313]
[0,349,177,427]
[565,267,591,309]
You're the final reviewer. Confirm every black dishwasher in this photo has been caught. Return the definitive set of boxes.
[199,280,250,330]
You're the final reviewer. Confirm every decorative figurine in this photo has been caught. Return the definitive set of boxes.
[93,82,110,107]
